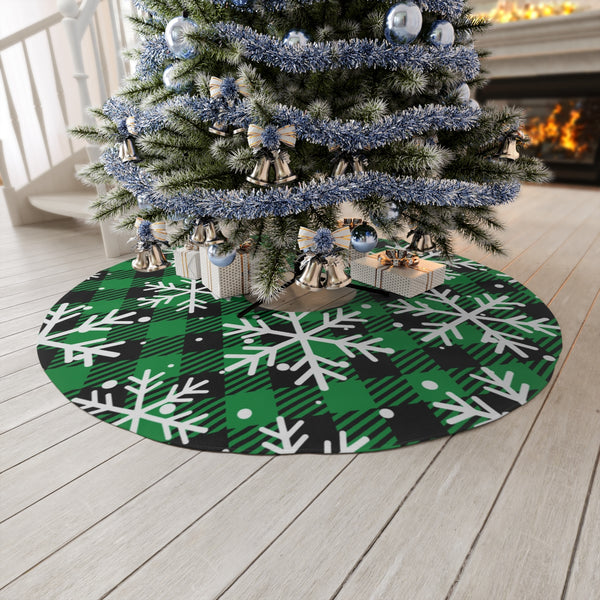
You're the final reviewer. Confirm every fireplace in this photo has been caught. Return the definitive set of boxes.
[478,73,600,184]
[472,8,600,185]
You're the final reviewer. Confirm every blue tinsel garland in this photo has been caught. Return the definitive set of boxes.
[135,37,173,81]
[208,23,480,78]
[101,146,520,219]
[103,95,480,152]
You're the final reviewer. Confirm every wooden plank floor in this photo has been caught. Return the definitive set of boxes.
[0,184,598,600]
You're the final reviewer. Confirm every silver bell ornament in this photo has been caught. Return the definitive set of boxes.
[203,221,221,245]
[190,223,206,244]
[385,2,423,44]
[247,155,273,186]
[164,16,198,59]
[333,156,366,178]
[351,223,378,253]
[407,229,435,252]
[273,151,297,185]
[295,253,325,291]
[118,138,140,163]
[324,255,351,290]
[131,248,152,272]
[208,244,237,267]
[147,244,170,271]
[496,130,529,161]
[455,83,470,104]
[208,121,229,137]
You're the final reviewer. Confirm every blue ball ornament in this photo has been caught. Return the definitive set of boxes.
[283,30,311,46]
[351,224,378,253]
[468,98,480,110]
[162,65,181,90]
[428,20,455,48]
[384,3,422,45]
[164,16,198,59]
[208,244,237,267]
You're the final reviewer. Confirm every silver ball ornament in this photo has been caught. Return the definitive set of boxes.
[386,203,401,221]
[164,16,198,59]
[384,2,423,45]
[428,20,455,48]
[137,198,153,211]
[283,30,310,46]
[162,65,180,90]
[351,224,378,253]
[208,245,237,267]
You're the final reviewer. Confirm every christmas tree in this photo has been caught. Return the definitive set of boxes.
[73,0,548,300]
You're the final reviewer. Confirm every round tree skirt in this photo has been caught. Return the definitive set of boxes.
[37,251,562,455]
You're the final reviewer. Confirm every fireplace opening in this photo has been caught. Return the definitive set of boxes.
[477,73,600,185]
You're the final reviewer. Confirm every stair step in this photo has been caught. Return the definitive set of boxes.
[28,192,96,220]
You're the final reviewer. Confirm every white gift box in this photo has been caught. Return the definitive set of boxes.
[348,247,369,262]
[350,252,445,297]
[174,247,203,280]
[199,247,252,299]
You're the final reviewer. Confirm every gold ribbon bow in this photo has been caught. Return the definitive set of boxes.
[209,76,250,99]
[247,124,297,151]
[297,226,351,252]
[377,249,420,268]
[134,217,168,242]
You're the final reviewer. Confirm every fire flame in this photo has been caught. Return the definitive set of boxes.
[525,102,589,158]
[480,1,577,23]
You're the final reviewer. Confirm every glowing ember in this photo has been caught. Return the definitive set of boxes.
[525,102,589,159]
[479,1,578,22]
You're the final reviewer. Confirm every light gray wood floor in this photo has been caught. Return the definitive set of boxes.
[1,184,599,600]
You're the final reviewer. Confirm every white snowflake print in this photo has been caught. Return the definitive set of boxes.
[427,366,530,428]
[470,367,530,405]
[433,391,507,427]
[259,416,309,454]
[72,369,210,444]
[324,431,370,454]
[389,289,560,358]
[137,279,213,314]
[38,303,136,367]
[223,307,394,391]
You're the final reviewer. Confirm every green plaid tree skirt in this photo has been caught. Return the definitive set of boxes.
[37,251,562,455]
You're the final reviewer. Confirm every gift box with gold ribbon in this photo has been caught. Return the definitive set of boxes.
[174,245,202,280]
[198,246,252,299]
[350,250,446,297]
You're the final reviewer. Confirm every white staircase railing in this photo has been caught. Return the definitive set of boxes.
[0,0,137,257]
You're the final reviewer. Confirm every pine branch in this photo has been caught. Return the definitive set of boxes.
[92,188,138,221]
[77,162,111,186]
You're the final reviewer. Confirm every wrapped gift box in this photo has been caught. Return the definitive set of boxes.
[199,247,252,299]
[347,247,368,262]
[350,252,445,297]
[174,246,202,280]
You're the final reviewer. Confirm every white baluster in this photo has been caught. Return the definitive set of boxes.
[108,0,126,81]
[45,28,75,154]
[58,0,101,125]
[21,39,53,167]
[0,55,31,181]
